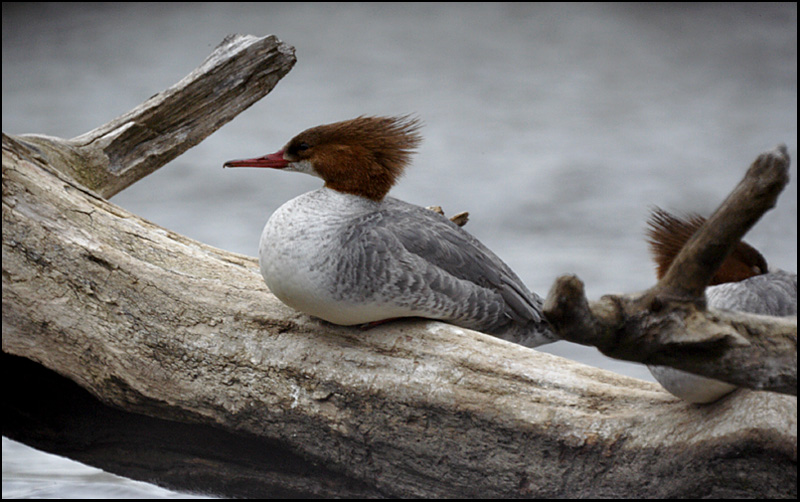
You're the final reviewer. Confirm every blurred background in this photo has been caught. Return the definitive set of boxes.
[3,3,796,497]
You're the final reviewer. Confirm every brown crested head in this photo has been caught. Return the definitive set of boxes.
[646,207,769,286]
[281,115,423,201]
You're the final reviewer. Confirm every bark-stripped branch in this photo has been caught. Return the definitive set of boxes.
[13,34,296,198]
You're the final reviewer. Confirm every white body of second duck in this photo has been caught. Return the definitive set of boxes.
[646,209,797,403]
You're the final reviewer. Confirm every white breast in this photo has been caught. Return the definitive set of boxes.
[258,188,409,325]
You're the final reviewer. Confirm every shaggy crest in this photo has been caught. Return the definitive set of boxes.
[284,115,423,200]
[646,207,768,285]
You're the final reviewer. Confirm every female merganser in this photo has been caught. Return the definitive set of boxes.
[646,208,797,403]
[225,116,556,347]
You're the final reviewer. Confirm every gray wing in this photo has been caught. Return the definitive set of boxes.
[707,269,797,316]
[335,196,547,338]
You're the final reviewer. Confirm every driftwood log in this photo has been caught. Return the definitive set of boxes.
[2,34,796,498]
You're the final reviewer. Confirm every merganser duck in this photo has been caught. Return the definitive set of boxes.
[646,208,797,403]
[225,116,556,347]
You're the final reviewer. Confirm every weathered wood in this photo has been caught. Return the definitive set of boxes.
[544,147,797,396]
[13,34,296,198]
[2,35,795,498]
[652,145,790,302]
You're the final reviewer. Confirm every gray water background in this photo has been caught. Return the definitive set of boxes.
[2,3,796,498]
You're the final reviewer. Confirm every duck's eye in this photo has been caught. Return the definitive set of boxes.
[296,142,311,152]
